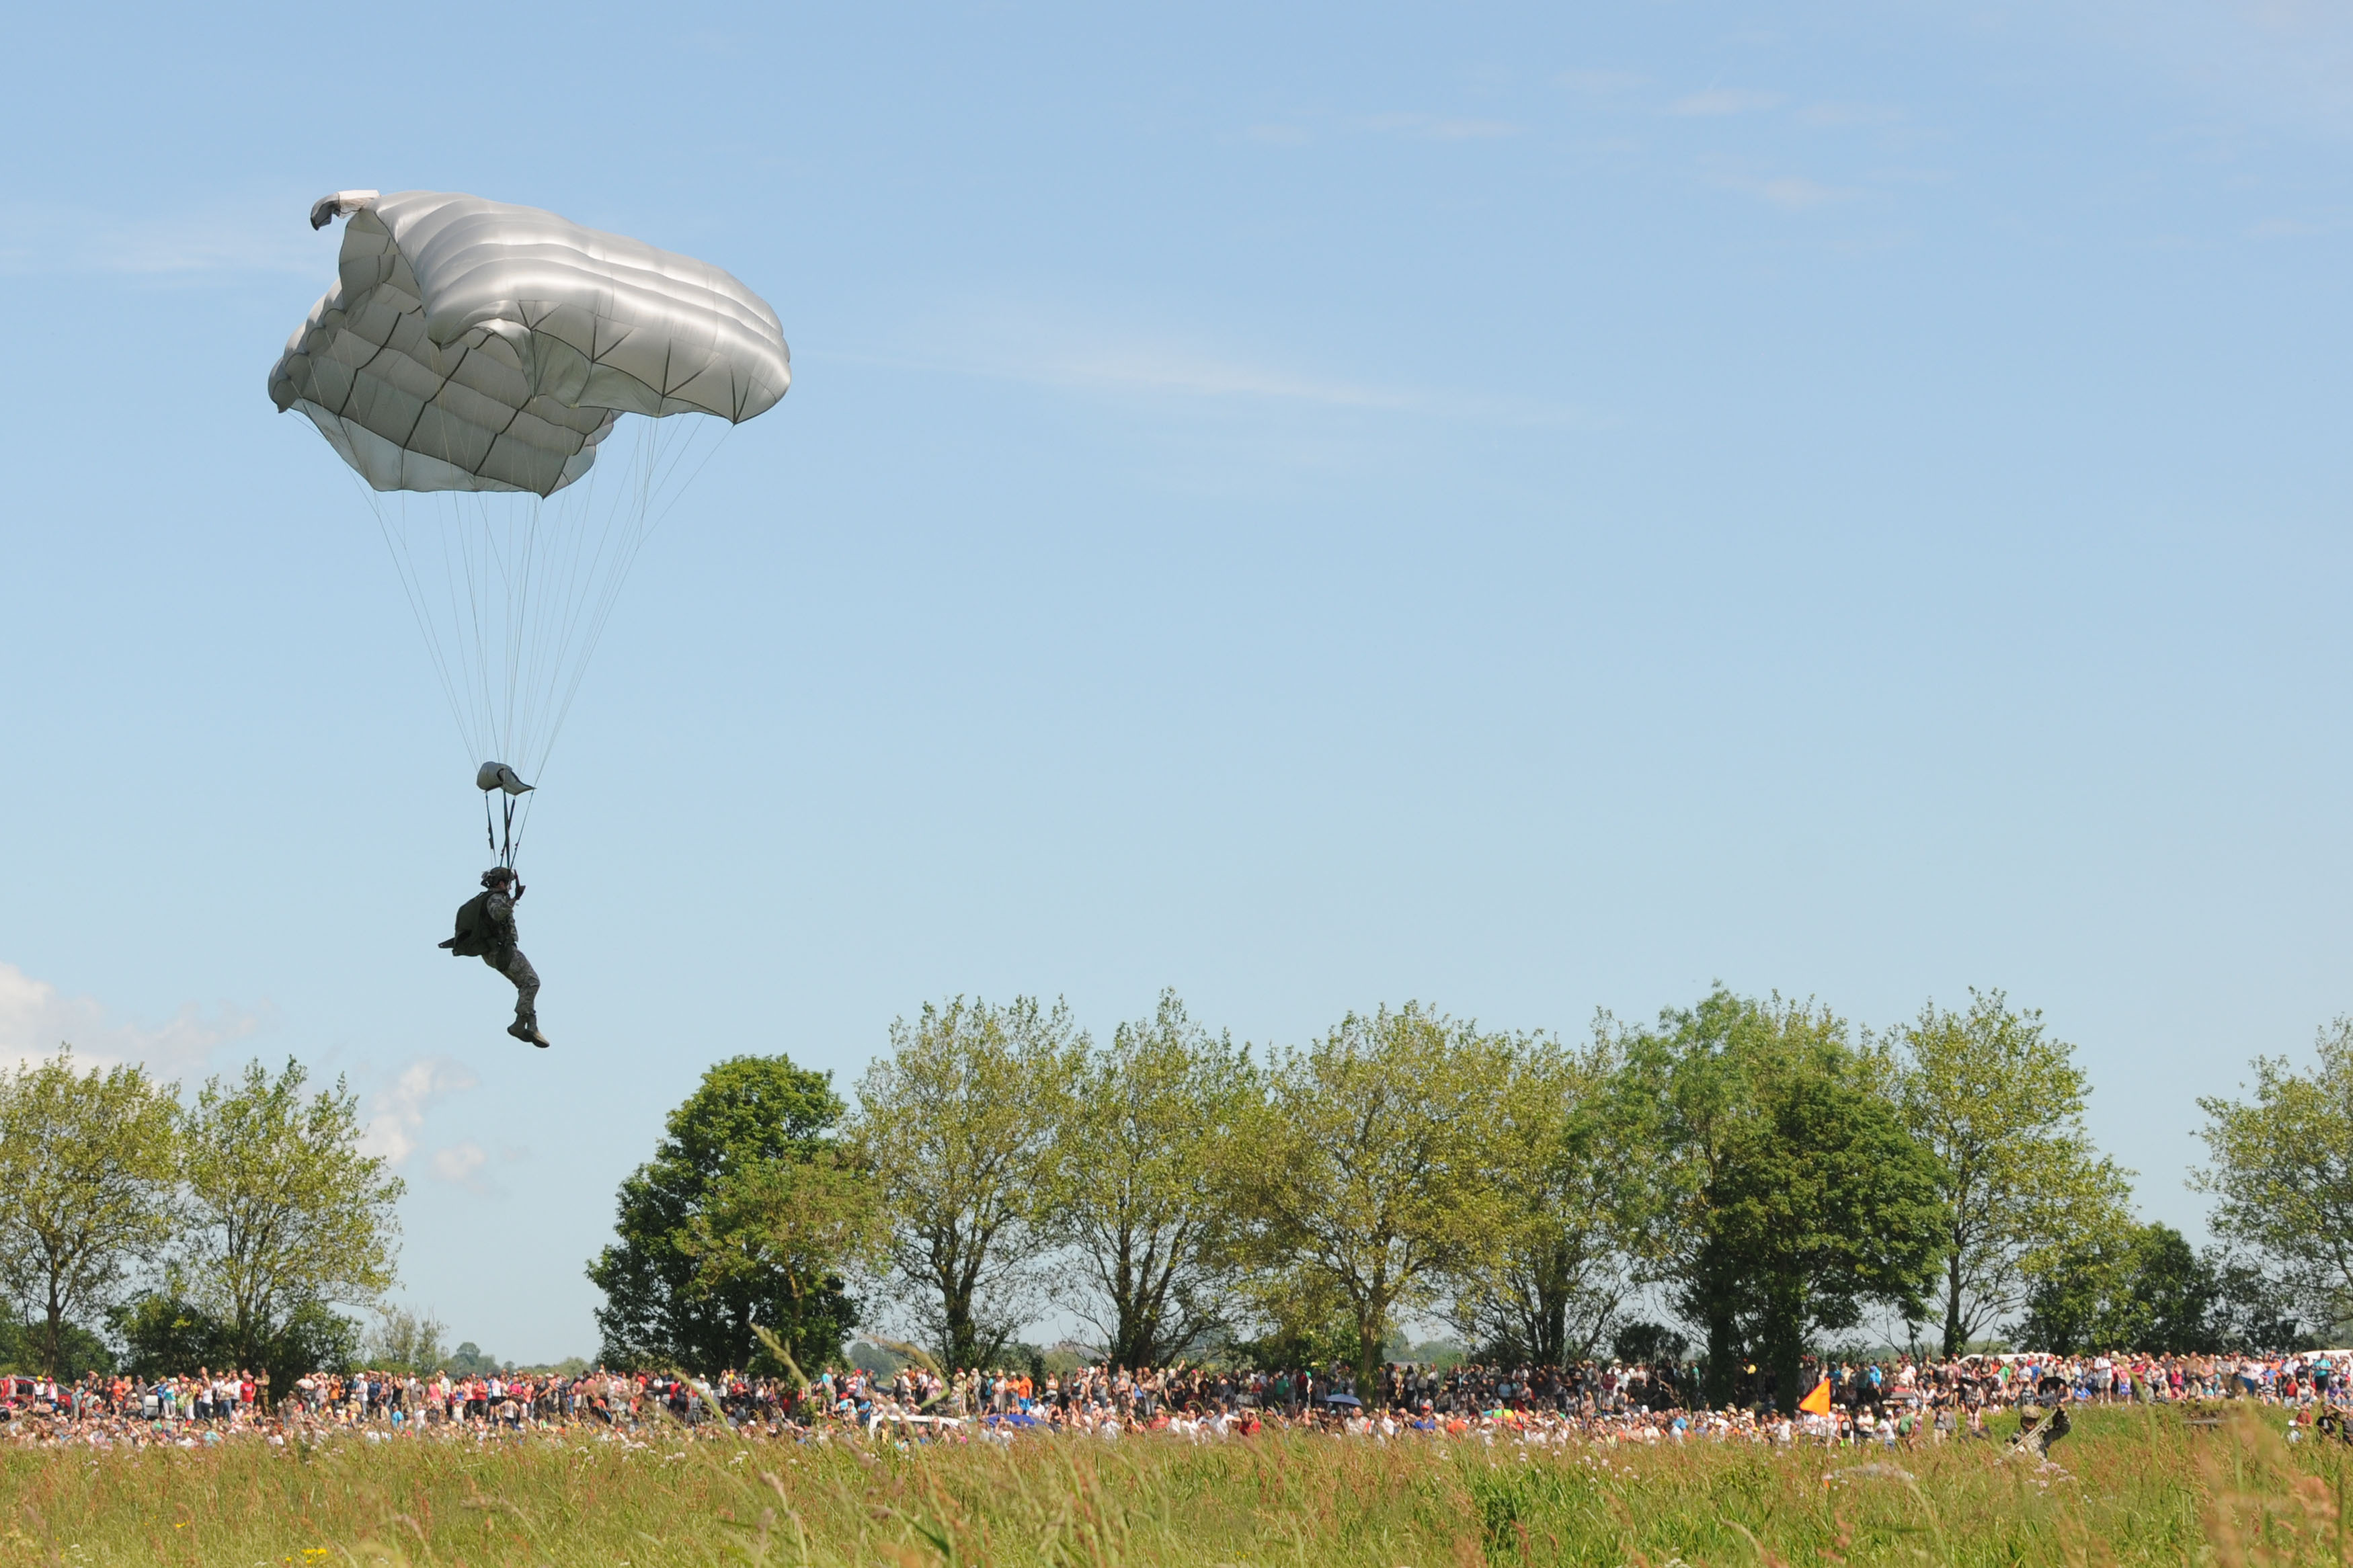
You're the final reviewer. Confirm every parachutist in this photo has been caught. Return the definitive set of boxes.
[438,866,549,1048]
[2010,1396,2071,1460]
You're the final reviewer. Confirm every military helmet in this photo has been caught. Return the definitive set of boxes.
[481,867,517,886]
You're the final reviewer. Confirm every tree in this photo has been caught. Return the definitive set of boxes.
[2196,1019,2353,1333]
[1634,989,1944,1411]
[1048,991,1247,1368]
[0,1048,181,1375]
[588,1055,871,1374]
[116,1292,360,1392]
[446,1340,502,1376]
[1231,1003,1517,1389]
[851,996,1083,1370]
[1445,1031,1663,1366]
[176,1059,403,1378]
[368,1305,451,1372]
[1891,991,2136,1356]
[2010,1223,2291,1354]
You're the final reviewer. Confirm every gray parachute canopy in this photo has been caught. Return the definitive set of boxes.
[269,190,791,495]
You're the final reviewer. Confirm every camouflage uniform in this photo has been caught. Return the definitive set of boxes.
[480,890,540,1028]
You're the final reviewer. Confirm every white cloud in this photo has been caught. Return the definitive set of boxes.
[360,1057,479,1167]
[0,961,266,1077]
[1669,89,1786,117]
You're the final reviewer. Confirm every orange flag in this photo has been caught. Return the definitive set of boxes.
[1798,1377,1833,1415]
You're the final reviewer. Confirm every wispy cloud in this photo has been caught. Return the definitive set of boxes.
[360,1057,479,1167]
[0,200,327,280]
[1363,112,1519,141]
[2057,0,2353,140]
[2251,212,2352,237]
[1704,171,1858,212]
[1753,176,1853,210]
[0,962,267,1077]
[1243,112,1518,147]
[428,1140,523,1196]
[1798,102,1906,129]
[428,1143,491,1194]
[844,308,1593,431]
[1028,342,1419,410]
[1669,89,1785,117]
[1558,69,1650,95]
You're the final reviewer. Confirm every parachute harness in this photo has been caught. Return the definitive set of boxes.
[485,789,519,872]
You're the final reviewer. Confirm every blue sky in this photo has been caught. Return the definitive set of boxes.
[7,1,2353,1360]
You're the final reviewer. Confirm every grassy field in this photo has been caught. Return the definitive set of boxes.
[0,1406,2338,1567]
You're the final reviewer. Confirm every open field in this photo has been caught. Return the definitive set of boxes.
[0,1407,2338,1567]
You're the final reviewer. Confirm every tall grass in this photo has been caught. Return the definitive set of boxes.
[0,1405,2330,1567]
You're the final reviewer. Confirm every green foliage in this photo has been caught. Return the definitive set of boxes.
[1894,990,2137,1357]
[0,1048,180,1376]
[1632,988,1945,1410]
[1048,990,1248,1368]
[444,1340,504,1375]
[851,996,1084,1370]
[367,1305,450,1372]
[1222,1298,1366,1372]
[1611,1319,1691,1366]
[1445,1030,1665,1365]
[2018,1222,2311,1354]
[2019,1223,2210,1354]
[1229,1003,1521,1389]
[0,1305,114,1378]
[175,1058,403,1377]
[2196,1018,2353,1329]
[587,1054,869,1375]
[114,1292,359,1391]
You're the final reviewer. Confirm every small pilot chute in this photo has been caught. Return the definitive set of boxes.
[477,762,534,796]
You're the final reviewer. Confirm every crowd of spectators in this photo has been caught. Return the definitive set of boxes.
[0,1348,2346,1450]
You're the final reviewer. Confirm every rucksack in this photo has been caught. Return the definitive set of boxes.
[440,891,497,958]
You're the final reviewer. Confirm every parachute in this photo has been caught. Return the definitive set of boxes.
[270,190,789,866]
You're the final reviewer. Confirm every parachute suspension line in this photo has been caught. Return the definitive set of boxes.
[532,415,735,775]
[354,311,737,874]
[282,190,789,880]
[358,478,480,764]
[359,411,732,821]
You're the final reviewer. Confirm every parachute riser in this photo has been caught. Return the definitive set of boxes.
[477,761,534,872]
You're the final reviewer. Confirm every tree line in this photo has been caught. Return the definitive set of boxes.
[6,984,2351,1400]
[588,984,2347,1409]
[0,1053,401,1389]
